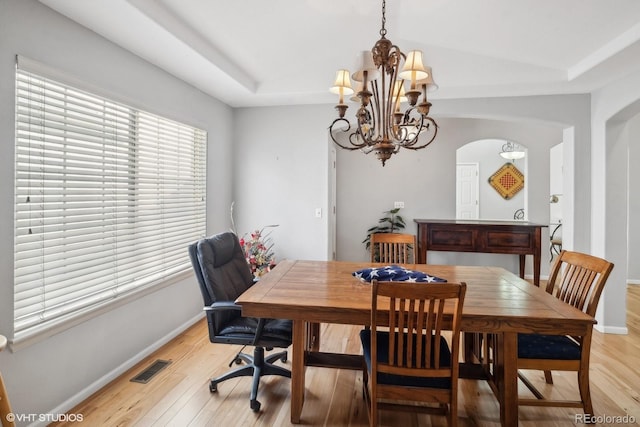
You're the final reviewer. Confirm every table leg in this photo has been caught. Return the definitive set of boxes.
[307,322,320,352]
[462,332,480,363]
[496,331,519,426]
[291,320,306,423]
[534,225,542,286]
[518,254,525,280]
[519,253,542,286]
[533,251,541,287]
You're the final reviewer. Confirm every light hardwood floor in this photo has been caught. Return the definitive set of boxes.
[53,286,640,427]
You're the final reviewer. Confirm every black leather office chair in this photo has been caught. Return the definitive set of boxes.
[188,232,292,412]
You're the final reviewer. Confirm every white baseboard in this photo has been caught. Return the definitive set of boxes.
[32,313,204,427]
[628,279,640,285]
[594,324,628,335]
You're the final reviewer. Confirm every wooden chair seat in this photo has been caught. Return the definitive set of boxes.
[518,333,581,360]
[360,330,453,389]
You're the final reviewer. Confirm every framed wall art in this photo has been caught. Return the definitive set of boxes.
[488,163,524,199]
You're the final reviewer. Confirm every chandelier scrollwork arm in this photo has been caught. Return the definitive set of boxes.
[402,117,438,150]
[329,117,367,151]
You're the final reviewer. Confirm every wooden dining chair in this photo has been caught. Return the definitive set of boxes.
[517,250,614,416]
[360,280,467,426]
[369,233,416,264]
[0,335,15,427]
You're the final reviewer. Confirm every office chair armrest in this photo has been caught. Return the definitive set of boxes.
[205,303,267,346]
[204,301,242,313]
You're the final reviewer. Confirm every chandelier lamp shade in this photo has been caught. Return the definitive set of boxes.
[330,70,354,105]
[329,0,438,166]
[499,141,526,160]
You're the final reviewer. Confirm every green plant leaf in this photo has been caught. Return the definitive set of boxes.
[363,207,408,250]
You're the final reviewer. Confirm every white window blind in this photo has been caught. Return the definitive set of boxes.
[14,66,207,343]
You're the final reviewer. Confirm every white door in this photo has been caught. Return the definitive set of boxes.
[456,163,479,219]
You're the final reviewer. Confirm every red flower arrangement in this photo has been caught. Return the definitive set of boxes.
[231,201,278,280]
[239,227,277,279]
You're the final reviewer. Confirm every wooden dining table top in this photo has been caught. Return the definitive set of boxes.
[237,259,595,335]
[237,259,596,426]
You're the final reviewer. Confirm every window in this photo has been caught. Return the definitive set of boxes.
[14,64,207,345]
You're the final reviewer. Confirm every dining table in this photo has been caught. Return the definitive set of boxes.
[236,259,595,426]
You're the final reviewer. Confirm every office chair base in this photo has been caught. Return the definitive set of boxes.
[209,347,290,412]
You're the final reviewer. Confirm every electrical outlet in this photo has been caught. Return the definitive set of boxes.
[394,201,405,209]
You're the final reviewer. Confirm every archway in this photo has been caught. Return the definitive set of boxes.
[456,138,528,220]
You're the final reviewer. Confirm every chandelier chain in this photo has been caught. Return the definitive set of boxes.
[380,0,387,37]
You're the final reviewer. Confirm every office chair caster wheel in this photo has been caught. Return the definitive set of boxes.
[209,382,218,393]
[228,356,243,367]
[250,399,261,412]
[280,353,287,363]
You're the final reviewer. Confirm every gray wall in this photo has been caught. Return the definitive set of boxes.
[591,71,640,333]
[231,104,336,262]
[0,0,233,422]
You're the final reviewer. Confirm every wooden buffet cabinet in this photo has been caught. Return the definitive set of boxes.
[414,219,545,286]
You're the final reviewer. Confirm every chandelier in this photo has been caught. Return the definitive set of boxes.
[328,0,438,166]
[499,141,526,160]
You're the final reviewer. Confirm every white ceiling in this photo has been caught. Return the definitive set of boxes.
[39,0,640,108]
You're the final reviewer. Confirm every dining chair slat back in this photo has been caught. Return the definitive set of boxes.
[547,250,613,317]
[360,280,466,427]
[369,233,416,264]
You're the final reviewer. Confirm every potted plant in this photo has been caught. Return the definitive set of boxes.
[362,207,407,251]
